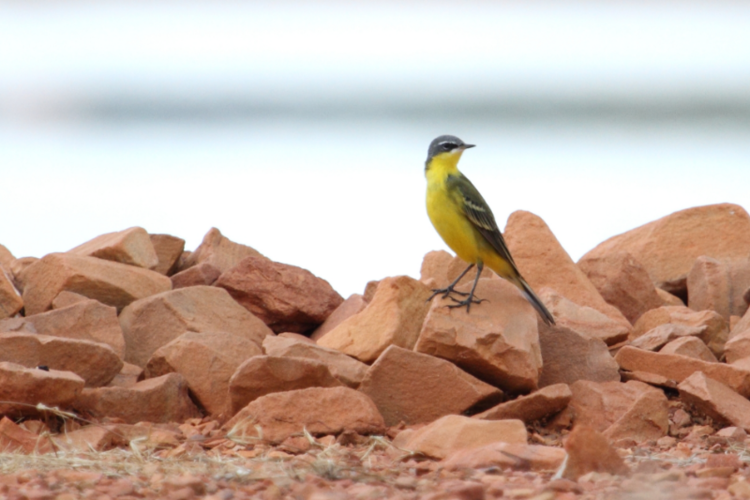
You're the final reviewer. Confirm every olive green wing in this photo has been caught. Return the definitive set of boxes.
[447,173,519,269]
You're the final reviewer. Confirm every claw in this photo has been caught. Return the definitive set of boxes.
[447,294,487,313]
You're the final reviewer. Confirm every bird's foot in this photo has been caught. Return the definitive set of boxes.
[446,294,487,313]
[427,286,469,302]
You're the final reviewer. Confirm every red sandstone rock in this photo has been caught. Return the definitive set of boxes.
[74,373,201,424]
[577,251,663,324]
[630,306,728,357]
[0,332,122,387]
[400,415,527,459]
[660,337,717,362]
[537,323,620,387]
[22,253,172,315]
[224,386,385,444]
[0,362,84,417]
[318,276,431,363]
[678,371,750,432]
[215,256,343,334]
[0,417,54,454]
[562,425,629,480]
[67,227,159,269]
[228,355,343,416]
[537,288,629,345]
[358,346,503,427]
[107,362,142,387]
[9,256,38,293]
[419,250,495,290]
[0,244,13,272]
[580,203,750,296]
[0,270,22,320]
[51,290,89,309]
[149,234,185,276]
[475,383,572,422]
[688,256,731,320]
[16,299,125,357]
[656,288,685,306]
[144,331,264,417]
[725,330,750,364]
[442,443,566,472]
[629,323,705,352]
[556,380,668,443]
[262,335,368,388]
[503,210,630,326]
[119,286,272,367]
[310,294,367,341]
[182,227,265,274]
[615,346,750,396]
[415,278,541,393]
[170,262,221,289]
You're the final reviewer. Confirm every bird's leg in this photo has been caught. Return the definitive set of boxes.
[427,263,474,302]
[447,262,487,312]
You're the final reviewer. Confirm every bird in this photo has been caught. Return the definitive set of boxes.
[424,134,555,325]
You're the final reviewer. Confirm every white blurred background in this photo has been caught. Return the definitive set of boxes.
[1,1,749,297]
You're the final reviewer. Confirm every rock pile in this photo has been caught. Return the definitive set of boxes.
[2,203,750,498]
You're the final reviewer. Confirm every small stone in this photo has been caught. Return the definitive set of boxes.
[442,443,566,472]
[181,227,265,274]
[170,262,221,289]
[51,290,89,309]
[119,286,272,367]
[474,383,571,422]
[215,256,343,334]
[144,331,264,417]
[677,371,750,432]
[401,415,526,459]
[561,425,629,480]
[149,234,185,276]
[0,416,54,454]
[228,355,343,416]
[660,337,717,362]
[0,362,84,417]
[107,362,142,387]
[688,256,731,320]
[415,278,541,393]
[0,271,22,320]
[358,345,503,426]
[67,226,159,269]
[74,373,201,424]
[310,294,367,342]
[223,387,385,444]
[630,306,728,358]
[318,276,431,363]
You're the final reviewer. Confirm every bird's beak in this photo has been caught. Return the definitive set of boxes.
[461,144,476,150]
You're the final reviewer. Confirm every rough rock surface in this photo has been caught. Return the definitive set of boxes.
[562,425,629,480]
[262,335,368,388]
[660,336,717,362]
[678,371,750,432]
[503,210,630,326]
[22,253,172,315]
[537,288,629,345]
[51,290,89,309]
[215,256,343,333]
[170,262,221,289]
[537,323,620,387]
[442,443,566,472]
[616,345,750,396]
[318,276,431,363]
[0,362,84,417]
[182,227,265,274]
[474,383,572,422]
[74,373,201,424]
[400,415,527,459]
[143,331,264,417]
[419,250,495,290]
[228,355,343,416]
[0,332,122,387]
[0,271,23,320]
[67,227,159,270]
[14,299,125,357]
[630,306,728,357]
[224,387,385,444]
[415,278,541,393]
[119,286,272,367]
[577,251,663,324]
[558,380,669,442]
[358,346,503,427]
[629,323,705,352]
[579,203,750,296]
[310,294,368,342]
[149,233,185,275]
[688,256,731,320]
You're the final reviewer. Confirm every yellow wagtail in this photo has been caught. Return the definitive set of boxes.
[424,134,555,324]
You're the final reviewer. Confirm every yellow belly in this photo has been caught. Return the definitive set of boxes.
[426,183,482,265]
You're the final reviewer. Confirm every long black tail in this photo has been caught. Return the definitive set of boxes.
[516,277,555,325]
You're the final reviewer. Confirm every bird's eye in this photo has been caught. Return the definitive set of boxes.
[443,143,456,151]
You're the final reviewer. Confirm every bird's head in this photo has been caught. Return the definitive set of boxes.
[425,135,475,171]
